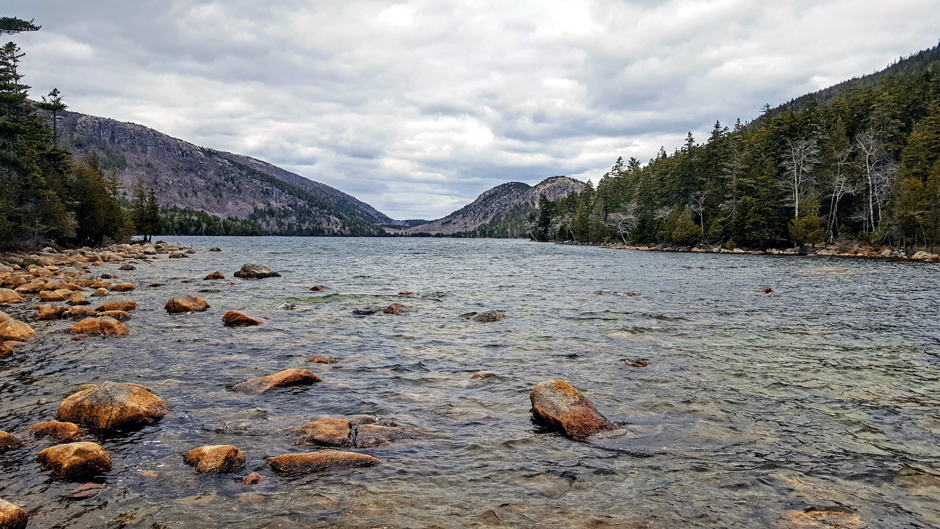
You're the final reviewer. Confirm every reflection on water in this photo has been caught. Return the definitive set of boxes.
[2,237,939,527]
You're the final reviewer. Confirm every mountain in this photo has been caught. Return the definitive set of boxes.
[395,176,586,237]
[48,109,402,236]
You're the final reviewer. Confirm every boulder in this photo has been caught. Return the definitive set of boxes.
[118,264,136,271]
[68,292,90,305]
[0,431,23,452]
[37,442,112,478]
[204,271,224,280]
[529,380,616,438]
[472,310,503,323]
[0,312,36,341]
[39,289,69,302]
[165,293,209,313]
[111,282,135,292]
[222,311,263,326]
[0,498,27,529]
[56,381,169,432]
[308,354,339,364]
[67,316,129,337]
[234,264,281,279]
[265,451,380,475]
[90,287,109,297]
[65,306,96,318]
[293,418,352,447]
[354,424,419,448]
[36,304,69,320]
[0,289,23,304]
[95,299,137,312]
[27,421,82,442]
[98,310,132,321]
[383,303,407,315]
[241,472,262,485]
[183,445,246,474]
[309,285,326,291]
[232,369,321,394]
[209,247,221,252]
[168,252,188,259]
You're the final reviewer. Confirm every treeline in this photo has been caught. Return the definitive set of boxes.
[161,207,262,236]
[0,19,162,248]
[533,43,940,251]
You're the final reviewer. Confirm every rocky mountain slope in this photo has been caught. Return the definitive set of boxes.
[396,176,586,237]
[49,109,401,236]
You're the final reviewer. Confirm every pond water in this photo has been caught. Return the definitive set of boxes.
[1,237,939,528]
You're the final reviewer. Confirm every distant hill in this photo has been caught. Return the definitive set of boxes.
[396,176,586,237]
[47,109,402,236]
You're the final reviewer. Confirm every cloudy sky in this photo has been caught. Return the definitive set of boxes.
[7,1,940,220]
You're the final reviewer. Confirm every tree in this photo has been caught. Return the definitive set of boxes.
[0,18,39,35]
[855,131,897,233]
[71,156,130,246]
[664,206,701,246]
[37,87,66,144]
[780,138,819,219]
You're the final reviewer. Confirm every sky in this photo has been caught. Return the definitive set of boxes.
[6,1,940,220]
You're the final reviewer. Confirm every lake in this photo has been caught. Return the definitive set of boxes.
[1,237,938,528]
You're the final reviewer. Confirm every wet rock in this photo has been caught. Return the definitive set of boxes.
[62,482,106,500]
[68,292,90,305]
[65,306,96,318]
[209,247,222,252]
[199,288,221,293]
[168,252,188,259]
[71,334,88,341]
[180,279,194,284]
[36,304,69,320]
[472,310,503,323]
[780,507,866,529]
[234,264,280,279]
[293,418,352,447]
[624,359,650,368]
[99,274,116,280]
[265,451,380,476]
[354,424,420,448]
[383,303,407,314]
[0,498,28,529]
[204,271,224,280]
[807,268,852,275]
[39,289,70,302]
[398,291,414,296]
[512,472,575,498]
[275,301,295,310]
[0,431,23,452]
[0,288,23,304]
[222,311,263,326]
[309,285,326,291]
[95,299,137,312]
[232,369,321,395]
[147,283,162,288]
[185,249,196,254]
[27,420,82,442]
[241,472,262,485]
[67,316,129,337]
[308,354,338,364]
[111,282,135,292]
[37,442,112,478]
[165,293,209,313]
[90,287,109,297]
[0,312,36,341]
[118,264,136,271]
[98,310,132,321]
[56,381,169,432]
[183,445,246,474]
[352,307,380,316]
[755,287,774,294]
[0,342,12,358]
[530,380,616,438]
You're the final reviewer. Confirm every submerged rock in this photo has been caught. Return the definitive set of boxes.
[241,472,262,485]
[0,498,28,529]
[530,380,616,438]
[309,285,326,291]
[95,299,137,312]
[0,312,36,341]
[165,293,209,313]
[183,445,246,474]
[222,311,263,326]
[62,482,106,500]
[232,369,321,395]
[27,420,82,442]
[352,307,380,316]
[354,424,420,448]
[780,507,866,529]
[308,354,339,364]
[471,310,503,323]
[204,271,224,280]
[234,264,281,279]
[37,442,112,478]
[67,316,129,337]
[209,247,222,252]
[294,418,352,448]
[56,381,169,432]
[265,451,380,476]
[383,303,407,314]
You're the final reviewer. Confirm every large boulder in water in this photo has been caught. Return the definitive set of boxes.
[232,369,321,394]
[0,312,36,341]
[222,311,263,326]
[265,451,380,476]
[56,381,169,432]
[530,380,616,438]
[0,498,27,529]
[37,442,112,478]
[183,445,246,474]
[27,421,82,442]
[293,417,352,447]
[67,316,129,337]
[234,264,281,279]
[164,293,209,313]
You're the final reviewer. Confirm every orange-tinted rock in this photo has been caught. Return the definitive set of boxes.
[68,292,90,305]
[71,334,88,341]
[99,310,132,321]
[383,303,407,314]
[0,288,23,304]
[15,281,47,293]
[37,442,112,478]
[472,310,503,323]
[183,445,246,474]
[27,421,82,442]
[36,304,69,320]
[164,294,209,313]
[780,508,866,529]
[62,482,106,500]
[39,289,69,302]
[147,283,162,288]
[110,282,134,292]
[65,306,96,318]
[0,343,11,358]
[0,498,28,529]
[0,312,36,341]
[67,316,129,337]
[204,271,224,280]
[0,431,23,452]
[56,381,169,432]
[293,418,352,447]
[529,380,616,438]
[307,354,338,364]
[232,369,321,394]
[90,287,108,297]
[222,311,262,326]
[241,472,262,485]
[398,291,414,296]
[309,285,326,291]
[265,451,380,475]
[354,424,419,448]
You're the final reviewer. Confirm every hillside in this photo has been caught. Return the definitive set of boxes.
[398,176,585,237]
[48,109,401,236]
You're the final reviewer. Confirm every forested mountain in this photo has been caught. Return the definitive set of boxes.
[46,109,401,236]
[534,42,940,251]
[398,176,585,237]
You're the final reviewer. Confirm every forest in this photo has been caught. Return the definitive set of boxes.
[532,43,940,252]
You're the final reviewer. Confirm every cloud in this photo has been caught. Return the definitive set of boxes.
[8,0,940,219]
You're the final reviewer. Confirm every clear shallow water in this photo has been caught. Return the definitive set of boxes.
[1,237,939,528]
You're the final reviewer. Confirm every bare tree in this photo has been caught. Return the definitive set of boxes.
[606,202,638,243]
[826,142,854,240]
[855,132,897,233]
[689,191,709,234]
[781,138,819,218]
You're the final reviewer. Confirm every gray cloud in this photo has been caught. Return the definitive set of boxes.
[7,0,940,219]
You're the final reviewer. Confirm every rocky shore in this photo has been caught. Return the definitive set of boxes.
[556,240,940,261]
